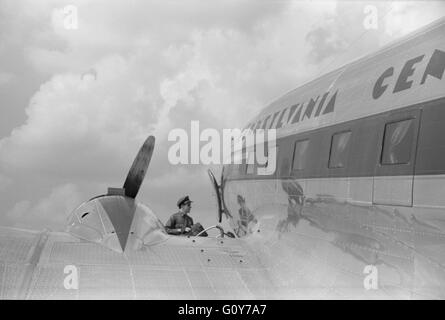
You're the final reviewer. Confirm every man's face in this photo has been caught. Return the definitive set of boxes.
[181,202,191,214]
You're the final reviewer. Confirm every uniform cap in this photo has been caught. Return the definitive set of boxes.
[177,195,193,208]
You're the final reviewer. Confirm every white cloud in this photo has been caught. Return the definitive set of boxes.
[384,1,445,37]
[304,1,445,73]
[1,1,308,179]
[0,54,160,179]
[5,183,83,231]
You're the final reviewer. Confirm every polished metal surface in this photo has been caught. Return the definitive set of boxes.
[0,226,276,299]
[223,177,445,299]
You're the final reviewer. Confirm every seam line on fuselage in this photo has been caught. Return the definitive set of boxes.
[16,230,49,299]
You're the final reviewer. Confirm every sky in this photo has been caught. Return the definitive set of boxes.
[0,0,444,231]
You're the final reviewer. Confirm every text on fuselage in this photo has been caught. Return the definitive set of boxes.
[373,49,445,100]
[246,90,338,132]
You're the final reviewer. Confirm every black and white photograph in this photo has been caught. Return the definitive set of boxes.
[0,0,445,303]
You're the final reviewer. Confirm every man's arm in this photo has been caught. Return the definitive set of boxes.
[165,216,182,235]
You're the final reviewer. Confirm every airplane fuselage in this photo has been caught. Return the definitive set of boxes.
[221,18,445,299]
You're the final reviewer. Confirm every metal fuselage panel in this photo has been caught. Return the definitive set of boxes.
[21,233,274,299]
[0,227,279,299]
[222,176,445,299]
[221,19,445,299]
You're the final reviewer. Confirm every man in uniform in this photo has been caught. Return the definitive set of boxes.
[165,196,207,236]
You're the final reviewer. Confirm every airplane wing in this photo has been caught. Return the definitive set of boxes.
[0,226,276,299]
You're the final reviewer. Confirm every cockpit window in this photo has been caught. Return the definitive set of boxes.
[78,205,104,233]
[67,197,168,251]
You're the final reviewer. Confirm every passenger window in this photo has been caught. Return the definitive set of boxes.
[381,119,414,165]
[329,131,351,168]
[292,140,309,170]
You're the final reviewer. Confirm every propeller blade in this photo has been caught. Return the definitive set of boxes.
[123,136,155,198]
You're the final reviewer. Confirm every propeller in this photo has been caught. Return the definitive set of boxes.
[123,136,155,198]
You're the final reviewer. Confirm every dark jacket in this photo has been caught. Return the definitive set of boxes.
[165,212,194,235]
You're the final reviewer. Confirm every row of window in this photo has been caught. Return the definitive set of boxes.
[243,118,415,175]
[292,118,414,171]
